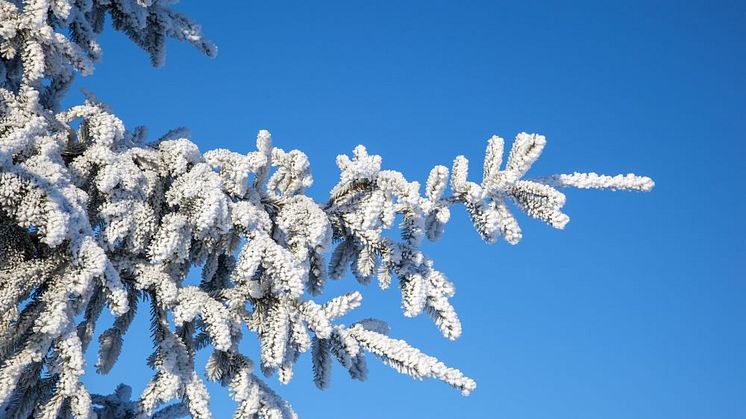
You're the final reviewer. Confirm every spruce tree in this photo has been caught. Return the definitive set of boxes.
[0,1,653,417]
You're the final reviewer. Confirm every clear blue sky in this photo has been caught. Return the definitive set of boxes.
[67,1,746,418]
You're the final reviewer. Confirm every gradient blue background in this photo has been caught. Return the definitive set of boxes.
[66,1,746,418]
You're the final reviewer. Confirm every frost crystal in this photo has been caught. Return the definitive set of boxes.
[0,1,653,417]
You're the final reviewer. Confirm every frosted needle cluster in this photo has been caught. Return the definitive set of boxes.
[0,1,653,418]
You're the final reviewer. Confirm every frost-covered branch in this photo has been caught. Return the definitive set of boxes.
[0,1,653,417]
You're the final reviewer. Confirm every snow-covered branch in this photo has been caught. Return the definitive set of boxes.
[0,1,653,417]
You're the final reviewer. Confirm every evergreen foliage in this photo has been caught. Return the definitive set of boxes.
[0,1,653,417]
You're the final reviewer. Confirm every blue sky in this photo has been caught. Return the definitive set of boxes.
[68,1,746,418]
